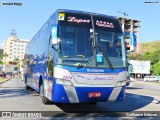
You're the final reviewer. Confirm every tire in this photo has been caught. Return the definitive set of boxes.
[25,75,30,90]
[40,84,51,104]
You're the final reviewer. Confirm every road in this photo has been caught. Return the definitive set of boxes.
[0,78,160,119]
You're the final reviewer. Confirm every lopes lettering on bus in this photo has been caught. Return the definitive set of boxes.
[67,16,90,23]
[96,20,114,28]
[94,77,106,80]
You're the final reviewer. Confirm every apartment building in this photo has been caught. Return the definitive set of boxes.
[3,35,29,64]
[118,17,141,53]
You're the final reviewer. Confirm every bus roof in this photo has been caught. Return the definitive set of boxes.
[53,9,117,20]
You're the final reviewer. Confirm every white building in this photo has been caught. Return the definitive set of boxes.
[3,35,29,64]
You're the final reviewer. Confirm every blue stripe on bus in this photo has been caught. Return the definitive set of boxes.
[75,87,114,102]
[55,65,126,73]
[115,86,126,102]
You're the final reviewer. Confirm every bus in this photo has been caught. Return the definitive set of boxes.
[24,9,136,104]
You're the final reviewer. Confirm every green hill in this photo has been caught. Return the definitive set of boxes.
[141,40,160,53]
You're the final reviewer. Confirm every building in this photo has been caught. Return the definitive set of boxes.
[3,35,29,64]
[118,17,141,53]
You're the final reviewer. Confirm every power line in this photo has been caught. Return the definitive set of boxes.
[117,11,128,17]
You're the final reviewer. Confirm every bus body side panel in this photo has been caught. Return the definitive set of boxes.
[24,11,59,99]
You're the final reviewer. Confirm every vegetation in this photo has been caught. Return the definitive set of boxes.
[141,41,160,53]
[13,57,20,62]
[128,40,160,76]
[0,53,8,64]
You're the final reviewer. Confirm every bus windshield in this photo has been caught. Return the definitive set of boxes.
[56,12,126,68]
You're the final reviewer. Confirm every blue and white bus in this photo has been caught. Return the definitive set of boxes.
[24,9,136,104]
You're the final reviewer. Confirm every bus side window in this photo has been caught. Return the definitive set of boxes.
[46,35,54,77]
[46,54,53,77]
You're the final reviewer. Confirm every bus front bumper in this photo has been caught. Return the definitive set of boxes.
[51,83,126,103]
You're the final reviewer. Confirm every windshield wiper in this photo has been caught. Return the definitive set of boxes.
[97,44,114,70]
[74,63,84,69]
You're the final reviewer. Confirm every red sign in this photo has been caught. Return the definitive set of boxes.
[137,74,141,78]
[88,92,101,98]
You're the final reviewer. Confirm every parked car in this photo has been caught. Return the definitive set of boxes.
[130,77,134,82]
[144,76,157,82]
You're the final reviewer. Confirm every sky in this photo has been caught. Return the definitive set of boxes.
[0,0,160,48]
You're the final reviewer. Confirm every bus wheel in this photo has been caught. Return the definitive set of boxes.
[25,77,30,90]
[25,84,30,90]
[40,84,51,104]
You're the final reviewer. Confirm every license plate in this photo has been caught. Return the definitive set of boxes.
[88,92,101,98]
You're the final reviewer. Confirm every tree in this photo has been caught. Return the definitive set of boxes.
[13,57,20,65]
[128,49,160,76]
[152,60,160,75]
[0,53,8,64]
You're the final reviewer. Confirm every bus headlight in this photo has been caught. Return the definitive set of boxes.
[115,81,126,87]
[56,78,73,86]
[115,82,122,87]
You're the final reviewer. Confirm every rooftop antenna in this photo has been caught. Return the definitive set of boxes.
[117,11,128,17]
[10,28,17,36]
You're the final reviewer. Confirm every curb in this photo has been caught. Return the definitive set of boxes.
[136,81,160,86]
[0,79,10,84]
[131,81,160,86]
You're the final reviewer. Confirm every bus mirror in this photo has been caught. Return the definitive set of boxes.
[126,33,137,54]
[52,25,58,45]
